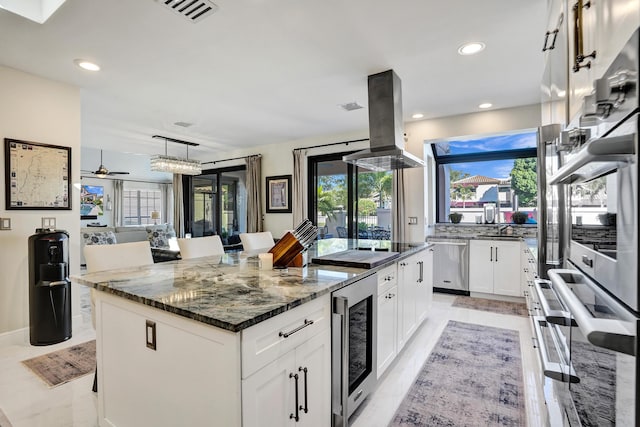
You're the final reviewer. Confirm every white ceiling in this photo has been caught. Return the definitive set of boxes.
[0,0,547,161]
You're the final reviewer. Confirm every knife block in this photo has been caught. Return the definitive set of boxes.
[269,231,304,268]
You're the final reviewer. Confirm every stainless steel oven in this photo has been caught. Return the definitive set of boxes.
[530,277,581,426]
[544,29,639,426]
[331,273,377,427]
[549,268,638,426]
[550,28,638,313]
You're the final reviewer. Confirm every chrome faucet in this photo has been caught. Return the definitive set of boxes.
[498,225,509,235]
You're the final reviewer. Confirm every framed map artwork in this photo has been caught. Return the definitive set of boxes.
[4,138,72,210]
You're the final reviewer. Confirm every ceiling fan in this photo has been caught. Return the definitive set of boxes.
[82,150,130,178]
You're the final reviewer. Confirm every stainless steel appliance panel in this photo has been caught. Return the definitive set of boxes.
[430,239,469,294]
[537,124,568,279]
[549,267,638,426]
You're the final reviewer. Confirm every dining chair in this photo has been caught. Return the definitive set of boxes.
[83,240,154,393]
[177,235,225,259]
[239,231,275,252]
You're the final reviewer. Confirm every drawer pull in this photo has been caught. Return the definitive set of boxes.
[279,319,314,338]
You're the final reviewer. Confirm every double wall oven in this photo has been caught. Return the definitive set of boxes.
[531,29,639,426]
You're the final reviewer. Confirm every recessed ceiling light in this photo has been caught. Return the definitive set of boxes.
[73,59,100,71]
[412,113,424,119]
[478,103,493,109]
[458,42,485,56]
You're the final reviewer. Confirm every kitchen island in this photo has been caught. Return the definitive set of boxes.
[71,239,429,427]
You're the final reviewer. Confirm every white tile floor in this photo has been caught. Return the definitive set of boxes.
[0,292,547,427]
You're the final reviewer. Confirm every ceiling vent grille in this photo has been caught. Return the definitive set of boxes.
[159,0,219,23]
[340,102,363,111]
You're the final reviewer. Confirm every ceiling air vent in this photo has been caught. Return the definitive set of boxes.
[340,102,363,111]
[158,0,219,23]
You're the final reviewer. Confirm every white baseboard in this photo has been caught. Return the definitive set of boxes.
[0,314,83,348]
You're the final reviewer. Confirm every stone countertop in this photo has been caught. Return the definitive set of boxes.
[71,238,430,333]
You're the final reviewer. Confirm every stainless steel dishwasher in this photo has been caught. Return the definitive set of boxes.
[429,238,469,295]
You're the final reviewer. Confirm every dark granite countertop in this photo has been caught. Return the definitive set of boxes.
[71,238,430,333]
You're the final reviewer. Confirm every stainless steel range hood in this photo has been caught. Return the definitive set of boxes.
[343,70,425,171]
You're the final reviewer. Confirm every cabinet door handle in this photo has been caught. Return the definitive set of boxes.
[290,372,300,422]
[572,0,596,72]
[548,27,559,50]
[279,319,314,338]
[495,247,498,263]
[490,246,493,262]
[542,30,551,52]
[418,261,424,283]
[299,366,309,414]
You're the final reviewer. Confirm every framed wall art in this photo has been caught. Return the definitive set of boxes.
[80,185,104,219]
[5,138,72,210]
[266,175,292,213]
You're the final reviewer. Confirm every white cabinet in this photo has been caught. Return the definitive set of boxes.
[566,0,639,123]
[469,240,522,297]
[415,248,434,324]
[242,295,331,427]
[376,264,397,378]
[242,328,330,427]
[397,250,433,351]
[567,0,597,123]
[592,0,639,79]
[96,292,242,427]
[520,242,538,297]
[95,289,331,427]
[541,0,569,126]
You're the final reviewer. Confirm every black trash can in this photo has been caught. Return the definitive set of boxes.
[28,229,72,346]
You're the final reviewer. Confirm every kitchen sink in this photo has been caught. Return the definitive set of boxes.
[476,234,521,239]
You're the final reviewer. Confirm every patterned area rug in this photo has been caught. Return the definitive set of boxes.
[389,321,526,426]
[21,340,96,388]
[452,296,528,317]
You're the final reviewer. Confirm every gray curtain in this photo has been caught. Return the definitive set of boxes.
[245,155,262,232]
[392,169,405,242]
[161,183,172,225]
[292,149,308,225]
[113,179,124,227]
[173,174,185,237]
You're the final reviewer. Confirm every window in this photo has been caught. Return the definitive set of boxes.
[187,166,247,245]
[123,185,163,226]
[308,152,393,240]
[430,130,538,224]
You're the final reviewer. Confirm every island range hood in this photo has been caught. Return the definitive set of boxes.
[343,69,425,171]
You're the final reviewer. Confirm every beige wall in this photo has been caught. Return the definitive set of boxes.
[0,66,81,337]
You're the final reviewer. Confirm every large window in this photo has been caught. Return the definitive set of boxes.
[123,184,164,226]
[308,152,392,240]
[431,130,538,224]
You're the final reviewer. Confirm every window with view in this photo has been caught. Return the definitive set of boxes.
[123,184,163,226]
[431,129,538,224]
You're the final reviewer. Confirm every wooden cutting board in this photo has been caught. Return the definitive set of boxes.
[311,250,400,269]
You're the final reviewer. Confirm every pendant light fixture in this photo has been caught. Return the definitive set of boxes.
[150,135,202,175]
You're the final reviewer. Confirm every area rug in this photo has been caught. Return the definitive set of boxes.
[21,340,96,388]
[0,408,13,427]
[452,295,528,317]
[389,320,526,426]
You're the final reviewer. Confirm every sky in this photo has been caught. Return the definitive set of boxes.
[434,130,537,179]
